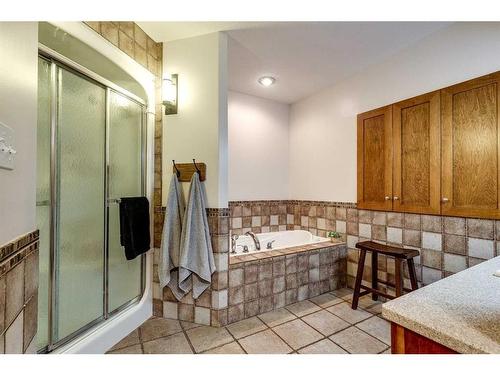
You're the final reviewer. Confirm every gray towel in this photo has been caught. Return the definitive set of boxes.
[159,174,186,300]
[178,173,216,299]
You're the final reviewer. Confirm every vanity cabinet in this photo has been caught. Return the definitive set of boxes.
[391,323,458,354]
[357,71,500,219]
[357,106,393,211]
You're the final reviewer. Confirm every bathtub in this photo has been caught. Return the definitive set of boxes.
[232,230,329,255]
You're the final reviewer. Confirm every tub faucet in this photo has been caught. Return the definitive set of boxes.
[245,231,261,250]
[231,234,239,254]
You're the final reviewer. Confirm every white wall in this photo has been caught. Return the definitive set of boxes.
[0,22,38,246]
[228,91,289,201]
[162,32,228,208]
[289,22,500,202]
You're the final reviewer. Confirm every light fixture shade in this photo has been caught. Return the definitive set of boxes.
[162,74,178,115]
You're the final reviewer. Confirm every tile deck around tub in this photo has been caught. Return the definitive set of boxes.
[229,240,345,265]
[107,288,390,354]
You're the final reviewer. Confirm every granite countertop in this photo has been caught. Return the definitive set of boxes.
[382,256,500,354]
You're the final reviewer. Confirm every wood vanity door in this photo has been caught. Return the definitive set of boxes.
[441,73,500,219]
[393,91,441,214]
[357,106,393,210]
[391,323,458,354]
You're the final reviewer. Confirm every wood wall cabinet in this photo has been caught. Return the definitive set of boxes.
[357,71,500,219]
[441,72,500,219]
[357,106,393,210]
[393,91,441,214]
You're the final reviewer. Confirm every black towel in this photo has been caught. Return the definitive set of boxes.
[119,197,151,260]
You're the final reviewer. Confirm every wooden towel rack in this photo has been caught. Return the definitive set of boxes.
[172,159,206,182]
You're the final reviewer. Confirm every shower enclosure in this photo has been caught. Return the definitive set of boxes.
[36,48,147,352]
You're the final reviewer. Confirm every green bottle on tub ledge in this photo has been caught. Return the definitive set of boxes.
[327,231,342,243]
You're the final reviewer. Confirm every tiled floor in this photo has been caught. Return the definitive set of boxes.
[107,288,391,354]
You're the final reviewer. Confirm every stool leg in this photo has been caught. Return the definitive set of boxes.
[407,258,419,291]
[395,258,403,297]
[371,252,378,301]
[351,249,367,310]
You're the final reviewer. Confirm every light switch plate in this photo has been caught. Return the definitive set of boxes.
[0,121,16,170]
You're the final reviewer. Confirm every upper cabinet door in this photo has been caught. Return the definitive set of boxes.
[441,73,500,219]
[393,91,441,214]
[357,106,393,210]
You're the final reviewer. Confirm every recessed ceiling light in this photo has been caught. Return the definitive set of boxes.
[258,76,276,87]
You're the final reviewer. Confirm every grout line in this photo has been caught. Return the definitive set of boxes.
[268,304,352,354]
[181,327,197,354]
[138,327,145,354]
[225,320,268,341]
[220,325,248,354]
[185,326,238,354]
[354,319,391,348]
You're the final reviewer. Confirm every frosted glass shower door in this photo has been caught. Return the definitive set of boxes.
[55,68,106,342]
[107,91,144,312]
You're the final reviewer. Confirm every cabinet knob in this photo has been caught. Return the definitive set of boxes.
[393,196,400,201]
[384,196,391,201]
[441,197,449,203]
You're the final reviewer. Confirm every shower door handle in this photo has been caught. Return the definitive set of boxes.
[107,198,122,204]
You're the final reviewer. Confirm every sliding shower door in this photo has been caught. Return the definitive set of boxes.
[36,52,146,352]
[107,91,144,312]
[55,67,107,341]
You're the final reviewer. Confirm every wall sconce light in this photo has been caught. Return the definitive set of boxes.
[162,74,178,115]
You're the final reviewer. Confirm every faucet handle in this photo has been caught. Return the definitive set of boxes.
[236,245,249,253]
[266,240,276,249]
[231,234,239,240]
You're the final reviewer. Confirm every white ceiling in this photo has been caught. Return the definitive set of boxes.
[137,22,271,43]
[139,22,452,104]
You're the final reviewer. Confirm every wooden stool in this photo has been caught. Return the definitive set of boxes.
[351,241,419,310]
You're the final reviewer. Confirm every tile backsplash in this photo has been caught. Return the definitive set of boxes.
[229,200,500,293]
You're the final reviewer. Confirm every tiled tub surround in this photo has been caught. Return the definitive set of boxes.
[227,242,347,324]
[229,200,500,294]
[152,208,231,327]
[0,230,39,354]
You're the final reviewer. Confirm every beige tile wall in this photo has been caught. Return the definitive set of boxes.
[229,200,500,294]
[0,230,39,354]
[153,208,230,326]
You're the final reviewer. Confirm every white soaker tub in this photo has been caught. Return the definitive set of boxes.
[232,230,329,255]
